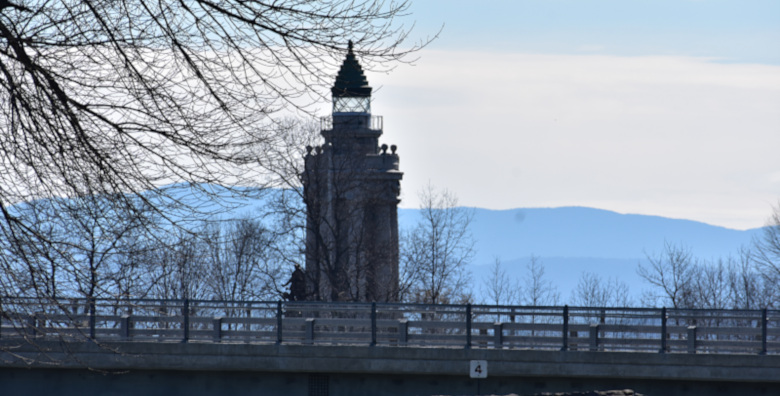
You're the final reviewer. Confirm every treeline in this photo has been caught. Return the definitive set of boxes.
[0,183,479,305]
[2,187,778,310]
[635,241,776,309]
[480,207,780,310]
[0,192,303,303]
[0,181,478,306]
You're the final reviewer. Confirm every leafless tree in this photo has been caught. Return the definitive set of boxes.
[204,217,283,301]
[726,247,776,309]
[571,271,631,307]
[638,240,776,310]
[481,258,519,306]
[753,201,780,286]
[693,258,730,310]
[0,199,65,297]
[400,184,475,304]
[67,197,156,300]
[105,231,159,301]
[146,228,209,302]
[0,194,154,301]
[0,0,427,300]
[256,119,319,295]
[519,255,560,306]
[637,241,698,308]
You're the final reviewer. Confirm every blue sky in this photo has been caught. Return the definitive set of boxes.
[409,0,780,63]
[349,1,780,230]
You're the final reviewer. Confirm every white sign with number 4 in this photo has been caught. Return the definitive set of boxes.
[469,360,488,378]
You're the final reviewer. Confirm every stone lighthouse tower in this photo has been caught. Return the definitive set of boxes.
[302,41,403,302]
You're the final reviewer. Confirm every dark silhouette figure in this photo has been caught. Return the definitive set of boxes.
[283,264,306,301]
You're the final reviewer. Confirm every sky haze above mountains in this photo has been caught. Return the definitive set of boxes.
[333,0,780,231]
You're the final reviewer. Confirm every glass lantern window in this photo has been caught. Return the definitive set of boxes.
[333,96,370,113]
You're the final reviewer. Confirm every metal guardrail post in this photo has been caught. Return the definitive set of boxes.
[27,314,37,338]
[761,308,768,355]
[88,297,96,340]
[687,326,697,354]
[494,322,503,348]
[561,305,569,351]
[213,316,223,342]
[398,319,408,346]
[305,318,315,345]
[276,301,283,344]
[659,307,667,353]
[465,304,472,349]
[121,315,131,340]
[182,299,190,343]
[370,302,377,346]
[589,324,599,352]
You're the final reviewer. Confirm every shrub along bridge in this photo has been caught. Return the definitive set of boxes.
[1,297,779,396]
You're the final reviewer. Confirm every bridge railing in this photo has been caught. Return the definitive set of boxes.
[1,297,778,355]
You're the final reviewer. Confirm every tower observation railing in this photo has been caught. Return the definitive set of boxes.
[1,297,778,355]
[321,115,383,131]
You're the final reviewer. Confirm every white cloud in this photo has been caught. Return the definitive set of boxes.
[368,50,780,229]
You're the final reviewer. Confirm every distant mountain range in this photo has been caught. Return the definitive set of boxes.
[232,193,763,302]
[398,206,763,303]
[12,185,761,303]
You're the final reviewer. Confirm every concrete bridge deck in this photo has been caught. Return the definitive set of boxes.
[2,340,779,396]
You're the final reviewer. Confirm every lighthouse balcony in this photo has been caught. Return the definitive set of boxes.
[322,115,383,131]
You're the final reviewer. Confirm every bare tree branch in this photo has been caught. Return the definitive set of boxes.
[400,184,475,304]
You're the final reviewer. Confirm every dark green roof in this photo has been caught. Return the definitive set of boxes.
[331,41,372,98]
